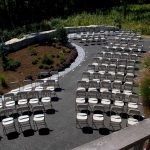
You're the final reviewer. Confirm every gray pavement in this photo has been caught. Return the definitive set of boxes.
[0,38,150,150]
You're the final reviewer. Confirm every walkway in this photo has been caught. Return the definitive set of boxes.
[0,38,149,150]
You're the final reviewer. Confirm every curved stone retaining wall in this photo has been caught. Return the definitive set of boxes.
[4,25,118,52]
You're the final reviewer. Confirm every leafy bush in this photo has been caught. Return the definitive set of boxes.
[32,58,39,65]
[55,27,68,44]
[141,52,150,69]
[5,58,21,71]
[139,69,150,105]
[50,18,62,29]
[41,54,53,65]
[39,64,50,69]
[0,74,8,88]
[28,46,37,56]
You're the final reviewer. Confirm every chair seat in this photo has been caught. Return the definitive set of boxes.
[41,97,51,103]
[128,102,138,109]
[112,89,121,94]
[35,86,43,91]
[88,88,97,92]
[29,98,39,104]
[33,114,45,122]
[93,114,104,121]
[18,99,28,105]
[88,98,98,104]
[87,70,94,74]
[98,71,105,75]
[111,115,122,123]
[81,78,89,82]
[5,101,15,107]
[2,117,14,125]
[108,71,115,76]
[77,113,87,120]
[76,87,86,91]
[100,88,109,93]
[18,115,29,123]
[128,118,139,126]
[76,98,86,104]
[46,86,55,91]
[24,87,32,92]
[92,79,100,83]
[123,90,132,96]
[101,99,111,105]
[114,101,124,107]
[92,63,99,66]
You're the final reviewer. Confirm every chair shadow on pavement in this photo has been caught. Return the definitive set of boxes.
[46,109,57,114]
[38,128,52,135]
[99,128,110,135]
[7,131,19,140]
[82,127,93,134]
[23,129,34,137]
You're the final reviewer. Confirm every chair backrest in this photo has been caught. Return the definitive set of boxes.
[45,79,55,87]
[92,72,101,80]
[105,52,112,58]
[127,60,135,66]
[17,91,28,99]
[125,74,134,82]
[101,80,111,88]
[98,64,107,71]
[115,73,124,81]
[87,91,98,98]
[32,104,45,114]
[111,106,123,115]
[76,104,88,112]
[114,93,125,101]
[41,90,51,97]
[108,64,116,72]
[101,91,112,99]
[93,57,102,64]
[88,80,99,89]
[76,91,86,98]
[122,53,129,59]
[129,94,139,103]
[118,59,127,66]
[124,82,133,91]
[128,109,141,116]
[117,65,125,73]
[77,80,87,88]
[4,93,15,101]
[112,82,122,89]
[110,58,118,65]
[34,79,44,87]
[23,79,33,86]
[102,58,110,65]
[28,91,39,99]
[93,104,105,112]
[87,65,95,72]
[0,108,14,117]
[17,105,30,115]
[82,72,90,79]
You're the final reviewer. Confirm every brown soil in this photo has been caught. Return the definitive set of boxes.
[0,42,77,94]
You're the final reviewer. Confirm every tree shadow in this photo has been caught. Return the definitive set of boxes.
[82,127,93,134]
[7,131,19,140]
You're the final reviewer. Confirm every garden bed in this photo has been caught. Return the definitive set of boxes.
[0,42,77,94]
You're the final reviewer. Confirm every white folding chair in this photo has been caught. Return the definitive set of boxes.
[92,72,101,83]
[88,80,99,92]
[76,104,89,128]
[110,106,123,131]
[3,93,16,109]
[28,91,40,107]
[92,105,105,129]
[17,91,28,107]
[111,81,122,94]
[77,80,87,91]
[127,94,139,109]
[87,64,96,74]
[17,105,32,132]
[100,80,111,93]
[123,82,133,96]
[87,91,99,106]
[75,90,86,105]
[41,90,53,110]
[81,72,90,82]
[32,104,47,130]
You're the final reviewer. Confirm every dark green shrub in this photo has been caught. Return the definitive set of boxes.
[28,46,37,56]
[39,64,44,69]
[32,58,39,65]
[55,27,68,44]
[50,18,62,29]
[5,59,21,71]
[38,64,50,69]
[0,74,8,88]
[41,54,53,65]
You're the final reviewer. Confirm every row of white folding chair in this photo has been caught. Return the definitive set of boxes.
[77,80,134,92]
[88,64,136,75]
[1,90,53,110]
[76,104,142,130]
[96,51,138,61]
[1,104,47,135]
[82,71,135,83]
